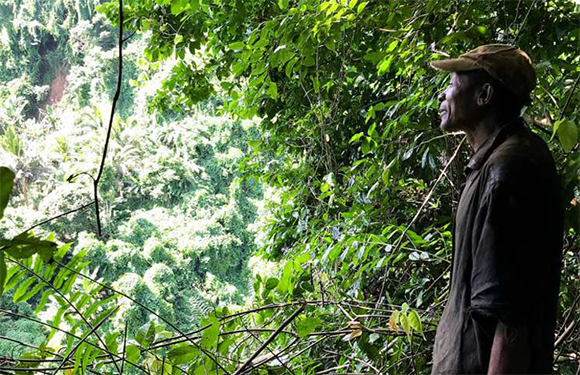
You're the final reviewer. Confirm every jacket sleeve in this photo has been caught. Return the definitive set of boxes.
[469,167,538,325]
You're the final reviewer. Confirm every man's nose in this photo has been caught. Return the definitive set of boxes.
[438,91,445,102]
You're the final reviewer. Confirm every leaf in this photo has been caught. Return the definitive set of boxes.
[200,317,220,350]
[1,232,57,261]
[407,309,423,335]
[325,37,335,51]
[13,277,35,302]
[344,320,363,341]
[278,0,289,10]
[349,132,364,143]
[285,57,298,78]
[4,269,24,293]
[277,261,293,295]
[556,119,578,152]
[399,312,411,340]
[389,310,399,332]
[170,0,186,15]
[135,321,156,349]
[228,42,245,50]
[125,345,141,362]
[17,280,45,303]
[266,81,278,100]
[254,38,269,49]
[295,316,321,337]
[167,344,199,364]
[356,1,368,13]
[0,167,15,219]
[0,252,5,298]
[265,277,279,290]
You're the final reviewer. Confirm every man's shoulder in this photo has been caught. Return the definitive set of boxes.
[484,126,556,184]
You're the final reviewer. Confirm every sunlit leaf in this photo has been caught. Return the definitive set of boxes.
[0,167,15,219]
[556,119,578,152]
[295,316,321,338]
[0,252,5,298]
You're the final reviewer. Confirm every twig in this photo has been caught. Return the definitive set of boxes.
[238,313,297,375]
[558,71,580,122]
[234,303,306,375]
[122,30,137,44]
[93,0,124,237]
[120,323,128,374]
[317,364,349,374]
[20,200,95,234]
[555,319,578,348]
[513,0,538,42]
[0,335,61,358]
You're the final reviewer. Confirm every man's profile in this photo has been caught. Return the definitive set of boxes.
[429,44,563,374]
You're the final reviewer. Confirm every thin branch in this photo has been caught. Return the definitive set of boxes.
[244,337,300,371]
[0,335,61,358]
[120,323,128,374]
[558,71,580,122]
[513,0,538,42]
[234,303,306,375]
[555,319,578,348]
[20,200,95,234]
[237,311,297,375]
[122,30,137,44]
[93,0,124,237]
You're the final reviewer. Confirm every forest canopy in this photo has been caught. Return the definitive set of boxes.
[0,0,579,374]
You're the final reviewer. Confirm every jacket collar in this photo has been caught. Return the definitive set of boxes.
[466,117,523,173]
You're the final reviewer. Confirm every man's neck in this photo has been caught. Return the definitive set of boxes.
[467,114,518,152]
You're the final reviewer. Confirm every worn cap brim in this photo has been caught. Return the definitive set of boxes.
[430,58,480,72]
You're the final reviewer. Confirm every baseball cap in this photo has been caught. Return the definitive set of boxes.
[430,44,536,102]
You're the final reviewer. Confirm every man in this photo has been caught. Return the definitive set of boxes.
[429,44,563,374]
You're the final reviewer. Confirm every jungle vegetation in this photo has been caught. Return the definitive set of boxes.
[0,0,579,374]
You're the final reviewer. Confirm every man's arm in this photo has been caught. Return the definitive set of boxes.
[487,320,531,375]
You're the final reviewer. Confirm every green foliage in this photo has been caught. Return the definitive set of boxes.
[92,0,580,373]
[1,0,580,373]
[0,167,14,219]
[0,0,265,369]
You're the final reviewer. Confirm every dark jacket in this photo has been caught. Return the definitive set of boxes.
[431,119,563,374]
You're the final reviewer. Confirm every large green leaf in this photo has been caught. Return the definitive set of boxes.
[0,252,6,298]
[295,315,322,338]
[0,167,15,219]
[200,317,220,350]
[408,309,423,335]
[167,344,199,364]
[125,345,141,362]
[0,232,57,261]
[556,119,578,153]
[135,321,156,349]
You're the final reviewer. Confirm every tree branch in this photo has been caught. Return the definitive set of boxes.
[234,303,306,375]
[93,0,124,237]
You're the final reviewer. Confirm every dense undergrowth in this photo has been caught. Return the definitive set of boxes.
[0,0,268,364]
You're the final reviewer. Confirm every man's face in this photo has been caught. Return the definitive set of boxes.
[438,72,479,132]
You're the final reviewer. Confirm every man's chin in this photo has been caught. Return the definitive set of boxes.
[440,120,459,133]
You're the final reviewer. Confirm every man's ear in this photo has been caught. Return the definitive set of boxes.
[477,83,494,107]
